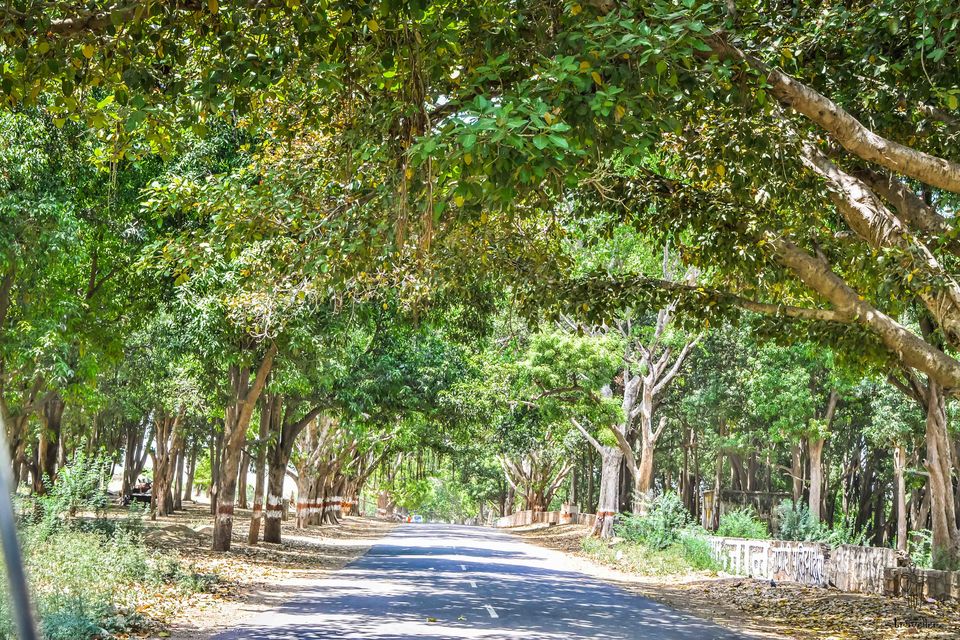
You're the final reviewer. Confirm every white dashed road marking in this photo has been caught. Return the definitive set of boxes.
[483,604,499,619]
[469,580,477,588]
[460,564,467,571]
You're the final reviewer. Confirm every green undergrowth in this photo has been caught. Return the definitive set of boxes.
[581,493,719,576]
[0,453,219,640]
[582,532,719,576]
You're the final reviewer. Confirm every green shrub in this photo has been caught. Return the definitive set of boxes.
[35,451,112,537]
[677,531,719,570]
[774,500,825,541]
[615,492,691,549]
[585,501,720,577]
[773,500,866,546]
[0,468,217,639]
[716,507,769,539]
[909,529,933,569]
[38,610,104,640]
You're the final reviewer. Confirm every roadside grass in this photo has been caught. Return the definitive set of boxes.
[581,533,719,576]
[580,493,719,577]
[3,516,219,640]
[0,453,219,640]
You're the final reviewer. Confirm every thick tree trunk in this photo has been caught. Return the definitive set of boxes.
[633,436,655,513]
[791,443,803,504]
[213,343,277,552]
[36,394,65,493]
[593,446,622,539]
[924,382,960,569]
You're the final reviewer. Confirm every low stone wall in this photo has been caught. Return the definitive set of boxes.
[885,567,960,602]
[708,536,904,595]
[495,509,595,529]
[829,544,899,594]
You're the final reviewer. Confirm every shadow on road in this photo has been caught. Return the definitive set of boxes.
[212,524,744,640]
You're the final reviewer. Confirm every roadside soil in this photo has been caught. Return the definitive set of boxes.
[511,523,960,640]
[124,501,396,639]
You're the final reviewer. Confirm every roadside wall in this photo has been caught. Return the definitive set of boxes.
[496,512,950,601]
[707,536,907,596]
[494,509,595,529]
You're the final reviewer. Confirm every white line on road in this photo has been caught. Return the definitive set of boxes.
[483,604,499,619]
[469,580,477,588]
[460,564,467,571]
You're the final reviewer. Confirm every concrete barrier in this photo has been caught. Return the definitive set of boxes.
[708,536,906,595]
[497,512,913,598]
[495,509,596,529]
[885,567,960,602]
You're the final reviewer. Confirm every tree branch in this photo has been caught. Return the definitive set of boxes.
[708,35,960,194]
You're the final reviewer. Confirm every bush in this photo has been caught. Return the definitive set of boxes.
[0,466,218,639]
[909,529,933,569]
[775,500,825,541]
[615,492,691,549]
[677,531,718,570]
[37,451,112,533]
[774,500,865,545]
[593,493,718,575]
[582,531,718,576]
[716,507,769,539]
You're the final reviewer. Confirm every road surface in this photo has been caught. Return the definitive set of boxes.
[212,524,746,639]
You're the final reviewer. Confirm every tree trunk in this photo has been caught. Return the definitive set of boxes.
[173,447,185,511]
[183,447,196,503]
[791,443,803,503]
[213,343,277,552]
[593,446,622,539]
[808,438,825,522]
[248,393,275,545]
[893,443,908,552]
[586,447,595,515]
[36,393,65,493]
[924,381,960,569]
[633,436,655,513]
[237,449,250,510]
[209,423,222,515]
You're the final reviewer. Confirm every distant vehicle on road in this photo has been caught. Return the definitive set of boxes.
[412,514,424,523]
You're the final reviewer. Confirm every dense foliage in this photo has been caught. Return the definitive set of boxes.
[0,10,959,636]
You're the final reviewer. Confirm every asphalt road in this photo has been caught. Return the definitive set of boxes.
[211,524,746,639]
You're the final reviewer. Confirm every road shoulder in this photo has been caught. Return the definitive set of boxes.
[510,523,960,640]
[139,511,397,640]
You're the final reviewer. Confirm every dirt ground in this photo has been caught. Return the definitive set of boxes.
[128,502,396,639]
[511,523,960,640]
